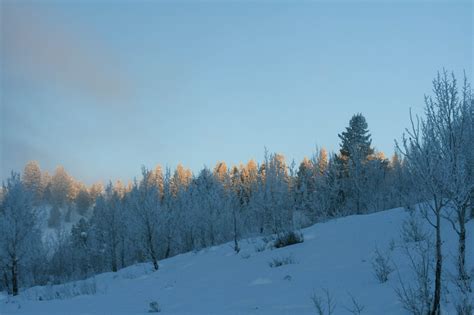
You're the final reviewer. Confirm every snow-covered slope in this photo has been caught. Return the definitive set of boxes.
[1,207,473,315]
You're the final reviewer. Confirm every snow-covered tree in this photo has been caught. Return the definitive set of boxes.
[50,166,73,208]
[0,173,42,295]
[397,71,473,314]
[250,152,292,234]
[128,168,162,270]
[22,161,43,204]
[75,186,92,216]
[335,114,376,214]
[90,183,125,272]
[294,157,316,220]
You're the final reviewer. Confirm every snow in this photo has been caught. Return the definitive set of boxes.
[1,207,473,315]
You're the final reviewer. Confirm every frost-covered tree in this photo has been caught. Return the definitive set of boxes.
[294,157,316,220]
[397,71,473,315]
[89,182,104,202]
[75,187,92,216]
[170,164,192,196]
[50,166,73,208]
[336,114,375,214]
[0,173,42,295]
[148,165,164,199]
[128,168,162,270]
[434,74,473,284]
[90,183,125,272]
[70,218,93,277]
[48,205,62,228]
[250,152,292,234]
[409,72,473,288]
[22,161,43,205]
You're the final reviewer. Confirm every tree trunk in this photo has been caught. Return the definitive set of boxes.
[151,254,159,271]
[121,238,125,269]
[11,257,18,296]
[148,235,159,270]
[458,215,468,283]
[165,235,171,259]
[233,210,240,253]
[431,210,442,315]
[3,268,10,295]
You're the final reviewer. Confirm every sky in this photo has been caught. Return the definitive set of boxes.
[1,0,472,185]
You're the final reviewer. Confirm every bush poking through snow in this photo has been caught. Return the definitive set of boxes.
[25,279,97,301]
[254,236,276,252]
[394,240,433,315]
[311,288,336,315]
[274,231,304,248]
[148,301,161,313]
[254,243,267,253]
[240,252,251,259]
[452,269,473,315]
[269,255,296,268]
[371,247,393,283]
[455,297,473,315]
[401,212,427,243]
[343,292,365,315]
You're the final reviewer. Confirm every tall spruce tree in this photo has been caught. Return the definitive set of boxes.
[338,113,374,164]
[336,114,374,214]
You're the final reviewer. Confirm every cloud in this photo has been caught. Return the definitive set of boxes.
[1,3,133,105]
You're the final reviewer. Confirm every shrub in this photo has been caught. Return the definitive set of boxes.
[274,231,304,249]
[343,293,365,315]
[27,278,97,301]
[148,301,161,313]
[401,213,427,243]
[240,252,251,259]
[254,243,267,253]
[254,235,276,252]
[269,255,295,268]
[394,240,433,315]
[311,288,336,315]
[371,247,393,283]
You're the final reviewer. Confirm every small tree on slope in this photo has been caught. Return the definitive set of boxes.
[398,70,473,314]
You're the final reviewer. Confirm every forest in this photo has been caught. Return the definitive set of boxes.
[0,71,473,314]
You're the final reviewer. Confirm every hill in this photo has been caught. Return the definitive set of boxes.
[1,207,473,315]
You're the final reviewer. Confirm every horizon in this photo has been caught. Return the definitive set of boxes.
[1,0,472,185]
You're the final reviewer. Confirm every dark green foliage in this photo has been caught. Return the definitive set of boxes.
[338,113,374,163]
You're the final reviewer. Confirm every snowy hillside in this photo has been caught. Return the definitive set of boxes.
[1,207,473,315]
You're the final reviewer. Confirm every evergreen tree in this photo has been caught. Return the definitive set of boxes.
[336,113,375,214]
[338,113,374,164]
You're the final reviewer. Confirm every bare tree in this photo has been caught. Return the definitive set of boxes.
[129,168,162,270]
[343,292,365,315]
[311,288,336,315]
[432,73,473,286]
[395,238,434,315]
[396,71,471,315]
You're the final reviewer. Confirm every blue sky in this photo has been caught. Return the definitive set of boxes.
[1,1,472,184]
